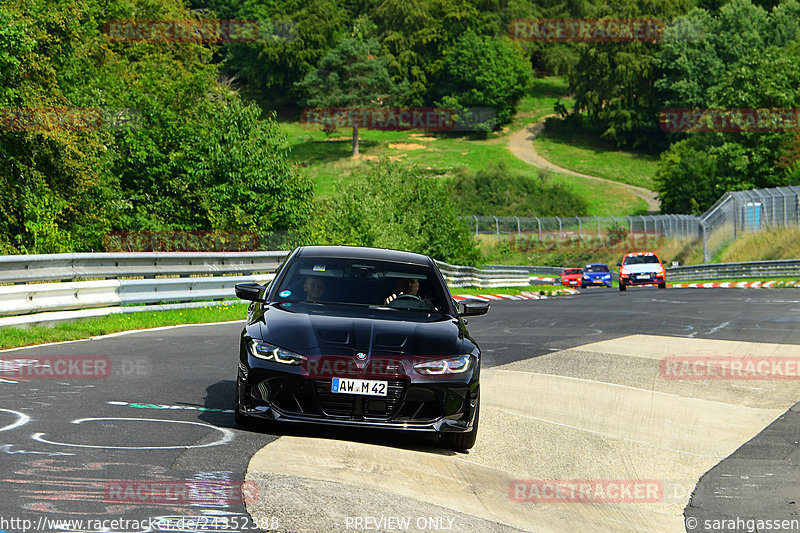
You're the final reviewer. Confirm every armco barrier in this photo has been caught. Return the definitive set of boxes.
[0,252,530,327]
[2,252,797,327]
[667,259,800,281]
[435,261,531,288]
[0,251,288,284]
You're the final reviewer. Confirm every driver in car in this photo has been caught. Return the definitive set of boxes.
[385,277,420,305]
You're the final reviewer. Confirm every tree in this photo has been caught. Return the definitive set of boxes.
[295,37,403,156]
[315,162,480,265]
[435,30,532,130]
[655,42,800,213]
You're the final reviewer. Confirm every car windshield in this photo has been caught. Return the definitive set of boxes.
[563,269,581,275]
[585,265,609,272]
[274,257,451,313]
[623,255,660,265]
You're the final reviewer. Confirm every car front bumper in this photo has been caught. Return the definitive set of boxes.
[237,361,479,434]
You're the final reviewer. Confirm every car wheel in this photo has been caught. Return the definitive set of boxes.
[440,400,479,451]
[658,282,667,289]
[619,283,627,291]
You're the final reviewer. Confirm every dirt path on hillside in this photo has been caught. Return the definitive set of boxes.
[508,117,660,213]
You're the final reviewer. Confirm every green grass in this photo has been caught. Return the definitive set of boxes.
[283,123,648,216]
[0,302,248,350]
[534,128,660,190]
[509,76,573,129]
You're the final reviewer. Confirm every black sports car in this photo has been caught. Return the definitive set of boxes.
[233,245,489,450]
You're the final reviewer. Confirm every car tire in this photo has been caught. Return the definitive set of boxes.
[658,282,667,289]
[440,400,479,451]
[619,283,626,291]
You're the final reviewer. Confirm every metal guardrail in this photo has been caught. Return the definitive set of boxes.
[0,252,530,327]
[0,251,288,284]
[433,261,531,288]
[2,252,798,327]
[667,259,800,281]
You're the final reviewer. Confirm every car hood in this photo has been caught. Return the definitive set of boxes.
[257,304,465,357]
[621,264,662,274]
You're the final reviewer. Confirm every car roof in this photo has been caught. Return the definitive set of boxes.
[295,245,432,266]
[623,251,659,257]
[585,263,608,267]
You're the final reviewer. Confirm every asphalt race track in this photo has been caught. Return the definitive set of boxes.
[1,288,799,533]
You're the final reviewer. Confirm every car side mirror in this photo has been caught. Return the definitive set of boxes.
[235,282,266,302]
[459,299,490,317]
[616,263,622,267]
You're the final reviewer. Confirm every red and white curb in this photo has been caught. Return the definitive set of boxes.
[452,289,579,301]
[669,281,799,289]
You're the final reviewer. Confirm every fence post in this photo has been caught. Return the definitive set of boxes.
[700,220,709,263]
[782,189,788,228]
[473,215,478,237]
[493,216,499,240]
[514,216,521,235]
[577,217,582,240]
[556,216,562,239]
[595,216,601,237]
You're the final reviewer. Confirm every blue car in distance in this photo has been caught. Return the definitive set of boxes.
[581,263,613,288]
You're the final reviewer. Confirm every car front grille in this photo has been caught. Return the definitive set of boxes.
[314,379,406,419]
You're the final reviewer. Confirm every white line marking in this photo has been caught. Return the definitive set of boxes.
[31,417,234,449]
[707,321,731,335]
[0,408,30,432]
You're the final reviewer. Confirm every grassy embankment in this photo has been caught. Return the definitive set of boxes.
[282,77,649,216]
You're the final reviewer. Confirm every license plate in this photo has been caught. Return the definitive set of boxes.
[637,274,651,279]
[331,377,387,396]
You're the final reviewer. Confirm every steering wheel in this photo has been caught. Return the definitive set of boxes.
[387,293,427,308]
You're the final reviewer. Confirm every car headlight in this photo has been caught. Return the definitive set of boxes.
[413,355,471,375]
[248,339,307,365]
[603,274,611,279]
